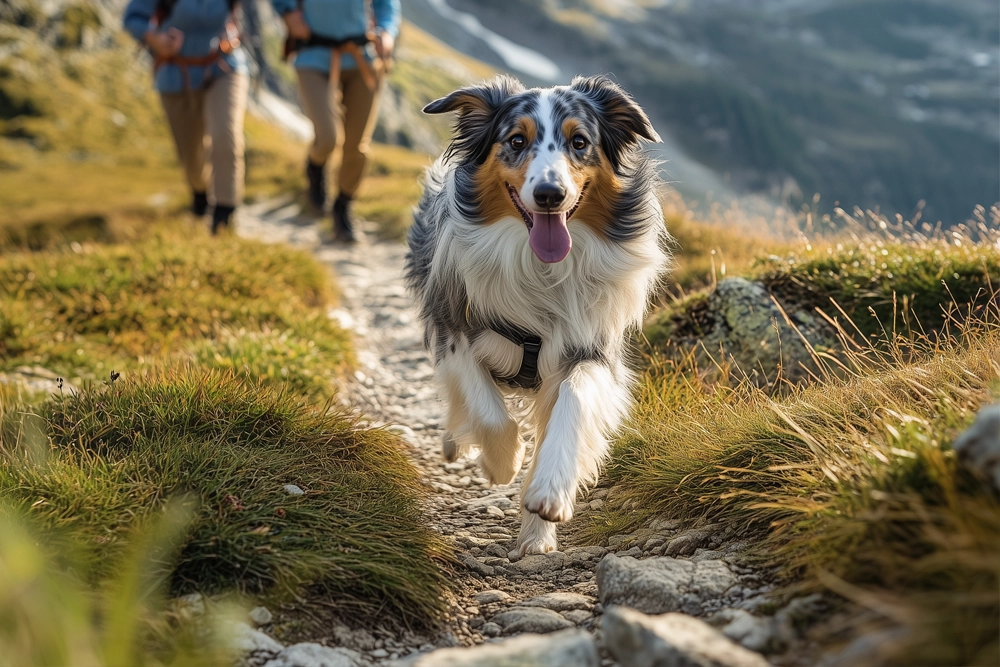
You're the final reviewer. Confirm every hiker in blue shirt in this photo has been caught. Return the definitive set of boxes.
[124,0,250,233]
[273,0,400,242]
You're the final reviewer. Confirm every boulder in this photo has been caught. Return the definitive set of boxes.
[603,606,770,667]
[394,629,598,667]
[646,277,836,388]
[596,554,737,614]
[953,403,1000,492]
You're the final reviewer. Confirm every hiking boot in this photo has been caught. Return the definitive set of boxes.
[192,191,209,216]
[306,160,327,212]
[212,205,235,235]
[332,193,361,244]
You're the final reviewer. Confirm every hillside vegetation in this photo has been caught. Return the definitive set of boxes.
[0,3,457,657]
[601,208,1000,664]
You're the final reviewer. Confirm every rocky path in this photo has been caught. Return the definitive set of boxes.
[237,201,788,667]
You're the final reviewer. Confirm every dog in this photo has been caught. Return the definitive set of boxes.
[405,74,670,555]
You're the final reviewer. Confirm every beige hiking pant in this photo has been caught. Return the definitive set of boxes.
[297,67,381,198]
[160,72,248,207]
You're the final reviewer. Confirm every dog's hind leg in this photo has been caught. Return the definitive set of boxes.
[522,360,632,523]
[438,340,524,484]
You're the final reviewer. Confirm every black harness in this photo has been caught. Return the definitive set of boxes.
[486,320,543,390]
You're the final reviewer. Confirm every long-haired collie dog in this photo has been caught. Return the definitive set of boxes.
[405,74,670,555]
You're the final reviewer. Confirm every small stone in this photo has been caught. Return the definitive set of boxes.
[263,643,363,667]
[394,629,597,666]
[519,592,593,611]
[480,622,502,637]
[249,606,274,626]
[283,484,305,496]
[491,606,575,634]
[508,552,566,574]
[664,524,720,557]
[371,648,389,658]
[596,554,737,614]
[175,592,205,616]
[485,505,506,519]
[224,620,284,656]
[474,590,512,605]
[561,609,592,624]
[460,554,495,577]
[590,499,605,510]
[466,495,514,511]
[709,608,786,654]
[603,606,769,667]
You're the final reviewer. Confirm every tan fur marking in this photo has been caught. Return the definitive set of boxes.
[561,118,580,141]
[571,148,621,236]
[474,144,528,224]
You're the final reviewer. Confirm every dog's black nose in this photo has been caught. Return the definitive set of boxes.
[533,182,566,210]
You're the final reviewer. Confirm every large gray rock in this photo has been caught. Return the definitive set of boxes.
[490,607,575,634]
[603,606,770,667]
[263,643,364,667]
[596,554,737,614]
[395,629,598,667]
[953,403,1000,492]
[647,277,836,388]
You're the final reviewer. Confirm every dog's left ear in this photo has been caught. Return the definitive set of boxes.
[571,75,660,173]
[424,75,525,164]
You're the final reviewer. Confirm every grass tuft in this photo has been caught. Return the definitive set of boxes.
[0,370,452,626]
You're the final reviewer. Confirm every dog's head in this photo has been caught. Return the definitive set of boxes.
[425,75,660,263]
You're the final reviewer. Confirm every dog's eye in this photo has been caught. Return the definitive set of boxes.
[571,135,589,151]
[509,134,526,150]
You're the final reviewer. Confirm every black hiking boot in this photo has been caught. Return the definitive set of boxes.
[306,160,327,213]
[332,193,360,244]
[192,191,209,216]
[212,204,235,235]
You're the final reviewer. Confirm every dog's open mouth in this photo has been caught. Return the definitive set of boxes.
[505,182,587,264]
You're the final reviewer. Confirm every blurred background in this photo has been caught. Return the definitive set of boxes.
[3,0,998,230]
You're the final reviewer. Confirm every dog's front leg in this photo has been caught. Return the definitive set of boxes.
[439,341,524,485]
[521,360,631,533]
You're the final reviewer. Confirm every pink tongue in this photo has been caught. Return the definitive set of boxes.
[528,211,572,263]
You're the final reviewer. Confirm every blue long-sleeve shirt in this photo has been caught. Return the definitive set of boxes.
[269,0,400,73]
[124,0,248,93]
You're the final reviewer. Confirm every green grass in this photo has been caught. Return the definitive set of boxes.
[756,213,1000,341]
[0,370,451,627]
[607,220,1000,663]
[0,495,241,667]
[0,226,351,397]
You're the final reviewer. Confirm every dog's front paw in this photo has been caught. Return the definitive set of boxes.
[442,433,459,463]
[522,481,574,523]
[516,512,558,555]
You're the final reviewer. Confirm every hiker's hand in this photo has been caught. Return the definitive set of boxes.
[283,10,311,40]
[374,30,394,59]
[145,27,184,57]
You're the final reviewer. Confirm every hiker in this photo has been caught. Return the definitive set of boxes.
[124,0,249,234]
[274,0,400,243]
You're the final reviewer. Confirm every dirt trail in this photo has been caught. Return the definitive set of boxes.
[238,200,767,665]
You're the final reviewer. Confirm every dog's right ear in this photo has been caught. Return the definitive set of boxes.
[425,75,524,164]
[423,75,524,116]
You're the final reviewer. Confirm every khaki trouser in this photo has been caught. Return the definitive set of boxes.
[160,72,248,207]
[297,67,381,198]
